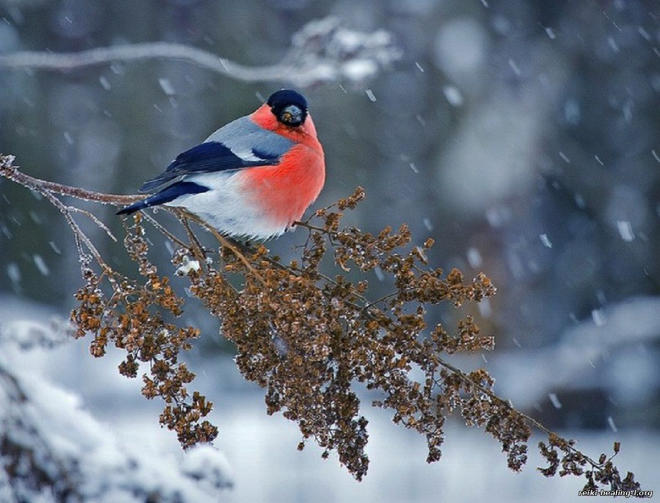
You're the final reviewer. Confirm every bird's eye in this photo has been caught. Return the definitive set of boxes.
[281,111,293,123]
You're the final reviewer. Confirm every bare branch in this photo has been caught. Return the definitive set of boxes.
[39,187,107,270]
[0,18,400,87]
[0,42,279,79]
[0,156,141,205]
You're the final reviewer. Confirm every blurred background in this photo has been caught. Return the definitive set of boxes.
[1,0,659,501]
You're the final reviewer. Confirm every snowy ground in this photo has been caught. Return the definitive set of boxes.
[216,398,657,503]
[1,295,656,502]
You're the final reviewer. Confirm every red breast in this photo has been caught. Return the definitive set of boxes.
[240,104,326,227]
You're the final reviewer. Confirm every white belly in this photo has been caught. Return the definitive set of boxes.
[165,172,287,239]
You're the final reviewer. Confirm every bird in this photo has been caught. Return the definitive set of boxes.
[117,89,325,240]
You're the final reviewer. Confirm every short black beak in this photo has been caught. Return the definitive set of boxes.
[283,105,303,125]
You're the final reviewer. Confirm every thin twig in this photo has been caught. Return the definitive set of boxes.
[174,209,266,285]
[362,292,398,310]
[180,216,205,258]
[432,357,602,468]
[140,212,190,250]
[68,206,118,242]
[39,189,108,270]
[294,221,329,233]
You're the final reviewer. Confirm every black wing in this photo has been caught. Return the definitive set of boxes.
[139,141,272,193]
[139,116,295,193]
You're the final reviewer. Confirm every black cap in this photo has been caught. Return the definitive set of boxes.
[267,89,308,126]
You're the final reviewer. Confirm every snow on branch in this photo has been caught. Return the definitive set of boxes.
[0,17,400,86]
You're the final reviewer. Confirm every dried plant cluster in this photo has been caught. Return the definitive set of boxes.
[0,154,647,495]
[72,220,216,447]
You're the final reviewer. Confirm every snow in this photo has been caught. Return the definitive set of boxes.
[563,100,580,124]
[478,297,492,317]
[637,26,651,41]
[158,77,176,96]
[467,247,482,268]
[6,262,20,286]
[442,85,464,107]
[487,297,660,408]
[434,18,487,80]
[0,223,11,239]
[343,60,378,82]
[332,29,363,51]
[507,58,521,76]
[548,393,562,409]
[176,256,201,275]
[2,318,69,349]
[365,89,377,102]
[607,36,620,53]
[607,416,618,433]
[98,75,111,90]
[181,444,234,491]
[591,308,606,326]
[616,220,635,242]
[0,301,233,502]
[215,392,657,503]
[286,18,400,86]
[32,254,50,276]
[539,233,552,248]
[485,207,512,228]
[435,69,555,213]
[28,210,41,223]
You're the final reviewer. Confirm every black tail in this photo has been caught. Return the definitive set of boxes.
[116,182,209,215]
[116,199,150,215]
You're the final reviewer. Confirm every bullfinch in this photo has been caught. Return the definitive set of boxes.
[117,89,325,240]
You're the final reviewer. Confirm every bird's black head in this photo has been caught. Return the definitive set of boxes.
[267,89,308,127]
